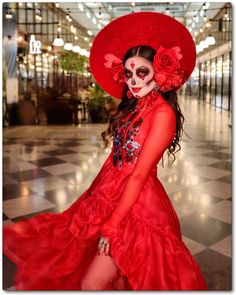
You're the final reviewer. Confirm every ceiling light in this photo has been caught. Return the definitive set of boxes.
[72,45,81,53]
[98,7,102,18]
[64,43,73,51]
[80,49,87,56]
[55,3,60,8]
[224,10,228,19]
[92,17,97,25]
[86,11,91,19]
[97,23,102,29]
[84,37,89,42]
[78,3,84,11]
[70,25,76,33]
[87,30,93,36]
[17,36,24,42]
[53,36,64,47]
[205,35,215,45]
[35,12,42,21]
[74,36,78,40]
[199,40,208,49]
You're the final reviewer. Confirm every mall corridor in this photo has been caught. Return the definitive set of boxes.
[3,94,232,290]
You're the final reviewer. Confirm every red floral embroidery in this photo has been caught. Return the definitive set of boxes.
[153,46,185,92]
[104,54,126,83]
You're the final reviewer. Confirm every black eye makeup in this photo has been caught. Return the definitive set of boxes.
[136,67,150,78]
[124,69,133,79]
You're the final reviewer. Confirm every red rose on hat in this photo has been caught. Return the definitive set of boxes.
[104,54,126,83]
[154,46,185,92]
[110,66,126,83]
[154,46,182,73]
[156,70,185,92]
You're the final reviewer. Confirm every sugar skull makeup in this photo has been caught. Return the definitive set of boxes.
[124,56,157,98]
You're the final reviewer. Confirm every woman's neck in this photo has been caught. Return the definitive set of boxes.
[136,87,160,110]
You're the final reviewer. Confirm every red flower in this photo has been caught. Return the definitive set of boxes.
[154,46,182,73]
[104,54,126,84]
[153,46,185,92]
[111,66,126,83]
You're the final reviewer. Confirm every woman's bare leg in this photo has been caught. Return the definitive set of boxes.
[81,252,120,290]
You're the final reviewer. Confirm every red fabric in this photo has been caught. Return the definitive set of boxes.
[90,12,196,99]
[3,90,208,290]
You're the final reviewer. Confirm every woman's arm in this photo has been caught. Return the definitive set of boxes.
[100,104,177,238]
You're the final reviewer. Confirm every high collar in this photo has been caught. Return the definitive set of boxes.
[135,88,161,111]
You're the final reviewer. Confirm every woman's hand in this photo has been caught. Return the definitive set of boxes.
[98,235,110,256]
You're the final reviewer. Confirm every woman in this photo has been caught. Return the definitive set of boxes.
[3,12,208,290]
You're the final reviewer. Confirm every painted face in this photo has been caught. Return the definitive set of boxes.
[124,56,157,99]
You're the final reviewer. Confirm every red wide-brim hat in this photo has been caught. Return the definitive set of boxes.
[90,12,196,99]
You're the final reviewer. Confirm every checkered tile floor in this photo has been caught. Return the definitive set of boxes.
[3,97,232,290]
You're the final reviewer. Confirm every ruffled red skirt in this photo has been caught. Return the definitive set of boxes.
[3,156,208,290]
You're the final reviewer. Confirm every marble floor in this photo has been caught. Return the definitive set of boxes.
[3,96,232,290]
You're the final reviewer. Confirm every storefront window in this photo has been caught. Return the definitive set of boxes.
[205,60,211,104]
[216,56,223,108]
[48,10,53,43]
[18,3,26,32]
[210,59,216,106]
[199,63,205,101]
[222,53,230,110]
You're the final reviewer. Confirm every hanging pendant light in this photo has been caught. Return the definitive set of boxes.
[53,35,64,47]
[64,43,73,51]
[5,8,12,20]
[72,45,81,53]
[205,34,215,45]
[199,40,208,49]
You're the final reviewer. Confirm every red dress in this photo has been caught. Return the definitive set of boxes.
[3,91,208,290]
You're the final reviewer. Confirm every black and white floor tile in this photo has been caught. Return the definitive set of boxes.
[3,97,232,290]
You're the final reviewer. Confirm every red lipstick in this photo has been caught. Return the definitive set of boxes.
[132,87,142,93]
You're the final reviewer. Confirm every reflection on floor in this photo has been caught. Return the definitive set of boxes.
[3,97,232,290]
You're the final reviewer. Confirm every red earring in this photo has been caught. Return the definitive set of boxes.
[127,90,133,99]
[152,85,159,98]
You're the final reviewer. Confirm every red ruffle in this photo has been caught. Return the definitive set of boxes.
[3,154,208,290]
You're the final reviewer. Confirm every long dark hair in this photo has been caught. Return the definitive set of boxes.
[101,45,188,166]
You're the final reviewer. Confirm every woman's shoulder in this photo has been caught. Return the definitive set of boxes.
[153,94,175,116]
